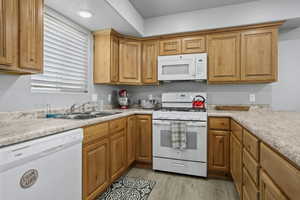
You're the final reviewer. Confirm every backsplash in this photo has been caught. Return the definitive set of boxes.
[122,81,272,106]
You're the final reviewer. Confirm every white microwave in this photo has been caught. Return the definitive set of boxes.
[158,53,207,81]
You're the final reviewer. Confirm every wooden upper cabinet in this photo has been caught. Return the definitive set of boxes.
[19,0,43,72]
[241,28,278,82]
[83,138,110,200]
[207,32,241,82]
[159,38,181,55]
[142,40,158,84]
[94,30,119,84]
[208,130,230,173]
[0,0,18,69]
[136,115,152,163]
[119,39,142,84]
[182,36,206,54]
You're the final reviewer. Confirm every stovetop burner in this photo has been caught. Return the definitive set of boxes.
[157,107,207,112]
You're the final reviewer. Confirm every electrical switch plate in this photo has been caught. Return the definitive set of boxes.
[249,94,256,103]
[108,94,112,103]
[92,94,98,102]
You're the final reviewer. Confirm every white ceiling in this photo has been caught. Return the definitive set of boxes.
[129,0,258,18]
[45,0,141,36]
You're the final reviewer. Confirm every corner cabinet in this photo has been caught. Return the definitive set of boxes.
[0,0,43,74]
[142,40,159,84]
[127,115,136,166]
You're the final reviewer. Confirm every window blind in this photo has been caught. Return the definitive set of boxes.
[31,9,89,93]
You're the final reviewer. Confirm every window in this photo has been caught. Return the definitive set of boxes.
[31,7,90,93]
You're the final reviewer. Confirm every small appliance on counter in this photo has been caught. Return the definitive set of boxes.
[118,89,129,109]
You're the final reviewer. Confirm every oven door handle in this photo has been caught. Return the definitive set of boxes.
[153,121,171,125]
[186,122,207,127]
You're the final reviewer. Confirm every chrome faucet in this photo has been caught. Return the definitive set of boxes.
[69,104,78,114]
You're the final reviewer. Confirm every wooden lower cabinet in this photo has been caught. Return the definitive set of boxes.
[230,134,243,196]
[127,115,136,166]
[136,115,152,163]
[208,130,230,173]
[83,138,110,200]
[260,170,288,200]
[110,130,126,181]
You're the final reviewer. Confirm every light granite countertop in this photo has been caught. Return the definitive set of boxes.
[0,108,300,168]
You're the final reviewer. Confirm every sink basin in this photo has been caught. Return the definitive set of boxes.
[50,111,122,120]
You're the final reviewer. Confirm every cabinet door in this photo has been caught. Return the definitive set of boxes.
[127,115,136,166]
[119,39,141,83]
[159,38,181,55]
[208,130,230,172]
[136,115,152,163]
[260,170,288,200]
[19,0,43,72]
[230,134,243,196]
[110,130,126,181]
[142,40,158,84]
[83,138,110,200]
[110,36,119,82]
[207,33,241,82]
[182,36,206,54]
[241,29,277,82]
[0,0,18,68]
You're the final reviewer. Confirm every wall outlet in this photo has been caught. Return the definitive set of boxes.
[108,94,112,103]
[249,94,256,103]
[148,94,153,100]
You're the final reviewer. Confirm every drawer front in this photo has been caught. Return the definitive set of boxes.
[109,118,126,133]
[159,39,182,55]
[260,143,300,200]
[209,117,230,130]
[243,168,259,200]
[231,120,243,141]
[84,122,109,144]
[182,36,206,54]
[243,149,259,185]
[243,129,259,161]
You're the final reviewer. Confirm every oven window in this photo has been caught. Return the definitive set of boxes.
[162,64,189,75]
[160,130,197,149]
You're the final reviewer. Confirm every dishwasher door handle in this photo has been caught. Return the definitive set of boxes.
[40,145,65,156]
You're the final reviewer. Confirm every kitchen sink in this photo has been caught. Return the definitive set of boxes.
[50,111,122,120]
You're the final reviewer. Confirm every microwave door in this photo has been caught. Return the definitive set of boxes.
[158,59,195,80]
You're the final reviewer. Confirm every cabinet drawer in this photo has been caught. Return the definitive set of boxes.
[260,143,300,200]
[84,122,109,144]
[243,149,259,185]
[182,36,206,54]
[243,129,259,161]
[109,118,126,133]
[159,39,181,55]
[209,117,230,130]
[231,120,243,141]
[243,168,259,200]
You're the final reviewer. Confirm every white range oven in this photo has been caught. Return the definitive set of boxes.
[158,53,207,81]
[152,92,207,177]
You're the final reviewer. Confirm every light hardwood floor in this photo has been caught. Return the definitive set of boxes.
[126,168,239,200]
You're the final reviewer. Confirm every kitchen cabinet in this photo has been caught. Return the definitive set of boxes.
[241,28,278,82]
[136,115,152,164]
[182,36,206,54]
[159,38,181,55]
[0,0,18,70]
[243,167,259,200]
[207,32,241,82]
[94,30,119,84]
[208,130,230,173]
[0,0,43,74]
[127,115,136,166]
[83,134,110,200]
[19,0,43,72]
[110,130,126,182]
[142,40,159,84]
[119,39,142,84]
[260,170,288,200]
[230,134,243,196]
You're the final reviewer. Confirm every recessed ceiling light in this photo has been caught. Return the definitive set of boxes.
[78,10,93,18]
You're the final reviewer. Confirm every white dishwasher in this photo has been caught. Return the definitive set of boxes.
[0,128,83,200]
